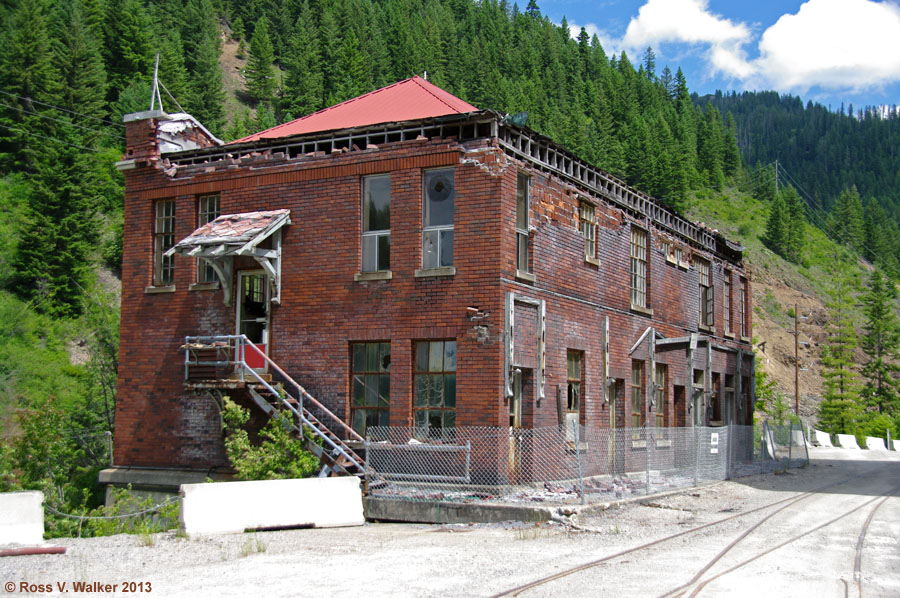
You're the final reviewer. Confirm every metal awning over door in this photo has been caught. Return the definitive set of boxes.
[166,209,290,305]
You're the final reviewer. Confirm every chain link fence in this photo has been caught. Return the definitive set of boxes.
[365,422,807,506]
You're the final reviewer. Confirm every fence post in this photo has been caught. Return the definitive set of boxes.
[694,426,700,487]
[573,420,585,505]
[645,427,651,495]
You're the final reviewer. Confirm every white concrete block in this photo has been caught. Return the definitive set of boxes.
[814,429,834,447]
[865,437,887,450]
[0,491,44,545]
[836,434,860,449]
[180,477,364,536]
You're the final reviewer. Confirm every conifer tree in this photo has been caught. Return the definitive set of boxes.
[190,34,225,134]
[819,261,863,434]
[827,186,865,252]
[860,269,900,415]
[102,0,153,100]
[246,16,277,104]
[783,186,806,262]
[763,191,788,256]
[280,2,323,118]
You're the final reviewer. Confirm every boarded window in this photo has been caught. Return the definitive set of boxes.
[362,174,391,272]
[350,342,391,436]
[154,199,175,285]
[631,227,648,308]
[422,168,454,269]
[414,340,457,430]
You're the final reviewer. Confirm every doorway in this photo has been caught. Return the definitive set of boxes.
[236,271,269,370]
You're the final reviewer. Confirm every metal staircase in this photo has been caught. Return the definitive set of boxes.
[182,335,366,477]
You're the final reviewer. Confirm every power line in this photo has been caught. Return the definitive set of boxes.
[0,101,125,140]
[0,123,104,153]
[0,89,125,128]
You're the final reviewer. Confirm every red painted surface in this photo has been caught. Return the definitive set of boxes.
[233,77,478,143]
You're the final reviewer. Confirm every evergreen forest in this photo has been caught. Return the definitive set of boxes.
[0,0,899,533]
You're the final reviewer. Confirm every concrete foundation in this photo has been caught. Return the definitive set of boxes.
[0,491,44,545]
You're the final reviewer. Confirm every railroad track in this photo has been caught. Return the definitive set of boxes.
[489,472,897,598]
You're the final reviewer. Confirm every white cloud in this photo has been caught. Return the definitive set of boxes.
[567,21,621,55]
[754,0,900,92]
[622,0,751,48]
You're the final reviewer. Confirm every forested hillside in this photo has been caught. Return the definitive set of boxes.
[0,0,897,530]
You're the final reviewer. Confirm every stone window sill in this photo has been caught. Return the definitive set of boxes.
[724,332,735,339]
[740,336,751,344]
[665,255,677,265]
[515,269,536,283]
[631,440,647,449]
[678,261,690,270]
[414,266,456,278]
[656,439,672,449]
[699,324,715,334]
[189,282,219,291]
[630,303,654,317]
[354,270,393,282]
[144,285,175,294]
[585,256,601,267]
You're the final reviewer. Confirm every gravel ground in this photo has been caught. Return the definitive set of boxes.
[2,447,898,597]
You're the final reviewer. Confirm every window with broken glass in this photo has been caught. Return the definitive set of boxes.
[630,226,648,308]
[414,340,456,431]
[567,350,583,414]
[739,277,748,338]
[724,276,732,335]
[631,360,644,439]
[350,342,390,436]
[580,201,596,260]
[516,172,530,273]
[197,194,220,283]
[362,174,390,272]
[422,168,454,269]
[153,199,175,285]
[697,257,713,328]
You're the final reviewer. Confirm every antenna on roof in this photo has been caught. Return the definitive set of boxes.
[149,52,164,112]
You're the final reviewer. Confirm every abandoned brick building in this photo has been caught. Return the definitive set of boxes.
[104,76,754,491]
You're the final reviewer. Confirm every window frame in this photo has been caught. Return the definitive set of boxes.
[723,275,732,336]
[655,363,667,433]
[350,342,391,436]
[153,199,175,286]
[413,340,457,432]
[422,168,455,270]
[697,257,714,328]
[580,201,597,262]
[196,194,220,284]
[566,350,583,415]
[739,276,749,339]
[630,226,649,310]
[361,174,391,273]
[631,359,644,438]
[516,172,530,274]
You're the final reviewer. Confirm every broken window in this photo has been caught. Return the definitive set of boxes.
[362,174,390,272]
[414,340,456,431]
[422,168,454,269]
[516,172,530,273]
[697,257,713,328]
[153,199,175,285]
[631,360,644,437]
[350,342,390,436]
[580,201,596,261]
[197,194,220,283]
[655,364,667,432]
[739,277,748,338]
[724,374,735,424]
[724,275,732,335]
[630,226,648,308]
[566,350,583,413]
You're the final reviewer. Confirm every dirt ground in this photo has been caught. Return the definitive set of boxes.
[3,447,898,597]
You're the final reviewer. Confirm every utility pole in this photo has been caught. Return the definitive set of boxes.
[794,303,799,416]
[775,159,779,193]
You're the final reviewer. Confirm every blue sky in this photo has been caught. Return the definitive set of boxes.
[538,0,900,111]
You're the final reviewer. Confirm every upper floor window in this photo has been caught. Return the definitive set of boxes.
[580,201,596,261]
[566,350,583,414]
[197,194,220,283]
[724,275,732,335]
[422,168,454,269]
[630,226,648,308]
[362,175,391,272]
[697,257,713,328]
[350,342,391,435]
[414,340,457,430]
[739,276,749,338]
[516,172,530,273]
[153,199,175,286]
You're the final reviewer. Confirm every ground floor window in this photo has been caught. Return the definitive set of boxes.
[414,340,457,430]
[655,364,667,432]
[350,342,390,435]
[631,360,644,438]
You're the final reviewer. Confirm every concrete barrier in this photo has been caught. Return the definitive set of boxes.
[814,429,834,447]
[0,491,44,545]
[836,434,860,449]
[865,437,887,450]
[180,477,364,536]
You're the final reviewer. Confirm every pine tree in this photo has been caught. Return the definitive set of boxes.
[246,16,277,104]
[783,186,806,263]
[102,0,153,100]
[827,186,865,252]
[818,261,863,434]
[329,28,368,105]
[860,269,900,415]
[763,191,788,256]
[280,2,323,118]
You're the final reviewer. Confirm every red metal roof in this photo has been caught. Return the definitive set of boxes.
[232,77,478,144]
